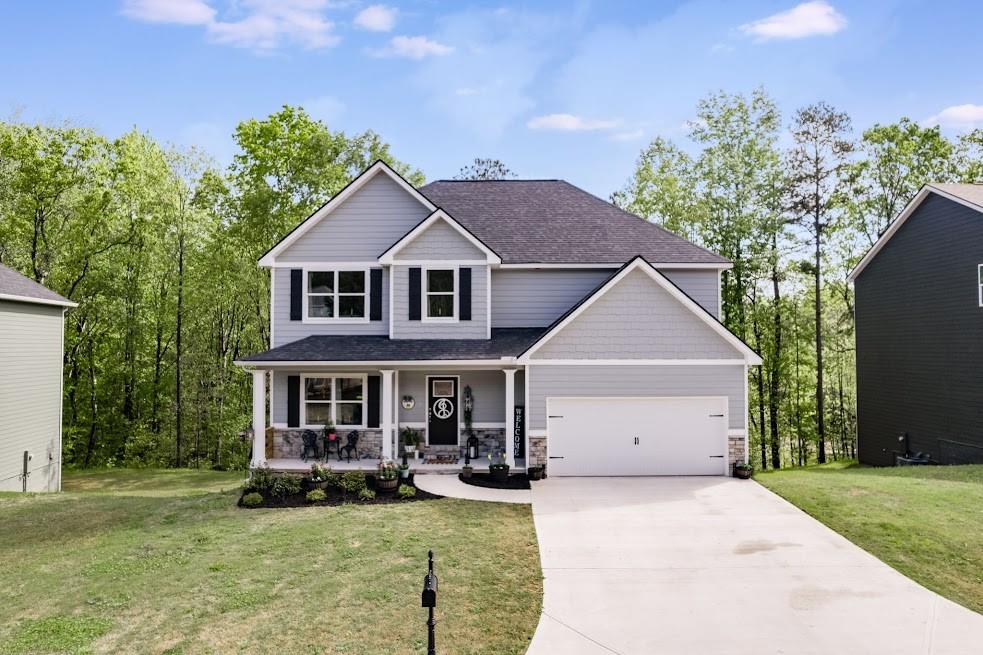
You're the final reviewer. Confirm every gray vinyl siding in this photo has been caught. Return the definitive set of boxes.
[491,269,614,327]
[855,194,983,465]
[277,173,431,262]
[490,267,719,328]
[527,364,746,431]
[271,368,524,428]
[271,267,388,348]
[394,220,486,261]
[531,268,741,359]
[392,264,488,339]
[0,301,63,492]
[661,269,720,319]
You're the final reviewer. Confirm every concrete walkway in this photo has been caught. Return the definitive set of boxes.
[413,474,531,504]
[527,477,983,655]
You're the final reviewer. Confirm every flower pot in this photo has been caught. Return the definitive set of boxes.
[528,467,544,481]
[376,477,398,491]
[400,468,410,479]
[489,465,510,483]
[734,466,753,480]
[461,467,473,479]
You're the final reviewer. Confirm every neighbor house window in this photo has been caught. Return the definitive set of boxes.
[979,264,983,307]
[306,269,366,320]
[424,268,456,320]
[303,376,365,427]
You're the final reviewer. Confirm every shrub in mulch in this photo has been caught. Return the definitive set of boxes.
[458,472,531,490]
[238,469,441,508]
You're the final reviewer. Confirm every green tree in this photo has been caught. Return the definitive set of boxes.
[454,158,516,180]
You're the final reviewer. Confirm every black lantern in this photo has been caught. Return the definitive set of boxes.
[467,435,479,461]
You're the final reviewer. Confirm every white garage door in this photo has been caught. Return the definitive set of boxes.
[546,397,729,476]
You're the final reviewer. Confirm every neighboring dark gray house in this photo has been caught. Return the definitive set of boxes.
[850,184,983,465]
[0,263,76,491]
[236,161,761,477]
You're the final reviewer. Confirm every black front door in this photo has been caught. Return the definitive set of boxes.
[427,377,458,446]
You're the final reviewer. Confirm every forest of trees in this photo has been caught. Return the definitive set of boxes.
[1,91,981,470]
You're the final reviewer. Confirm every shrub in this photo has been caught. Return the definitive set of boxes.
[397,484,416,499]
[377,459,398,481]
[270,474,302,498]
[309,463,331,483]
[359,488,376,501]
[242,492,264,507]
[339,470,367,494]
[244,466,276,495]
[306,488,327,503]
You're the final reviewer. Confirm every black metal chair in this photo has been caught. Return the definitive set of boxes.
[340,430,360,462]
[300,429,320,461]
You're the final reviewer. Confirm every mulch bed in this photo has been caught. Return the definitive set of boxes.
[238,474,443,509]
[459,472,531,490]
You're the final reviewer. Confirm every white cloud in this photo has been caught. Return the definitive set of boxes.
[740,1,846,41]
[122,0,215,24]
[354,4,396,32]
[121,0,339,51]
[924,104,983,129]
[373,35,453,59]
[527,113,620,131]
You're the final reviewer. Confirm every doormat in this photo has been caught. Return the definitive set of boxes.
[424,455,460,465]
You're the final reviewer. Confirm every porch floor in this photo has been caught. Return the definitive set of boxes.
[266,456,526,475]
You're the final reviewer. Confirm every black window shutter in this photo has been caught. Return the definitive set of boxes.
[408,267,421,321]
[287,375,300,428]
[289,269,303,321]
[459,267,472,321]
[367,376,381,428]
[369,268,383,321]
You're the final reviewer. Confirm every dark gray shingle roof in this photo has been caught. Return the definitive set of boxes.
[419,179,728,265]
[238,328,548,363]
[0,263,74,306]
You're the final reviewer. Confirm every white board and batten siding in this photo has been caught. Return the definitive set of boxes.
[0,300,64,492]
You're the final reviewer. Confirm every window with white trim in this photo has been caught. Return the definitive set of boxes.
[978,264,983,307]
[425,268,456,319]
[306,269,367,320]
[303,376,365,427]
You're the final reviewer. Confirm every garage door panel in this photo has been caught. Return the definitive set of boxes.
[548,397,727,477]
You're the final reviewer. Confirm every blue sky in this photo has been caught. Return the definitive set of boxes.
[2,0,982,196]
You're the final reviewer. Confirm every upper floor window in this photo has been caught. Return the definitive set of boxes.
[425,267,457,320]
[978,264,983,307]
[305,269,367,322]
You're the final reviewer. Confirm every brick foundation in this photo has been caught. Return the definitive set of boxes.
[529,436,547,468]
[272,428,383,459]
[728,435,746,475]
[418,428,506,458]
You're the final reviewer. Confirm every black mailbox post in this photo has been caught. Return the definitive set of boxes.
[421,550,438,655]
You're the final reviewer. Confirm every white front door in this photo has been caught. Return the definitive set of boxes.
[546,397,728,476]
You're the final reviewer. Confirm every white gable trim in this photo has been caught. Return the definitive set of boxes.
[848,185,983,281]
[517,257,762,365]
[378,209,502,265]
[498,262,732,270]
[258,161,436,267]
[0,292,77,308]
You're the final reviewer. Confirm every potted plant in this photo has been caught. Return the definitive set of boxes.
[398,462,411,480]
[401,427,420,459]
[309,463,332,489]
[488,450,510,483]
[323,419,338,454]
[461,464,474,479]
[734,462,754,479]
[528,465,545,481]
[376,459,399,491]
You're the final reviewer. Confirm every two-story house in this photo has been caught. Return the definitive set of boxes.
[236,161,761,476]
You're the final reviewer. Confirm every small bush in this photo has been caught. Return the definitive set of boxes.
[242,492,264,507]
[270,475,302,498]
[323,468,341,488]
[306,488,327,503]
[244,466,276,495]
[339,470,367,494]
[359,488,376,501]
[397,484,416,499]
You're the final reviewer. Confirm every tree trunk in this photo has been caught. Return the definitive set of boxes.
[175,229,184,468]
[814,205,826,464]
[769,233,783,469]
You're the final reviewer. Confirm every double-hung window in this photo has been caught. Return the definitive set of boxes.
[424,267,457,320]
[306,269,367,321]
[303,375,365,428]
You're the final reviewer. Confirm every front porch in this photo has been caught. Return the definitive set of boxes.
[266,455,527,475]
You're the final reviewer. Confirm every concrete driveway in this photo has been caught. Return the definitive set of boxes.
[527,477,983,655]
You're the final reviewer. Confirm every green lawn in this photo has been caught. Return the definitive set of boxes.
[757,463,983,614]
[0,469,542,655]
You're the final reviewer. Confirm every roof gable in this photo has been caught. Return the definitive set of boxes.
[518,257,761,364]
[0,263,76,308]
[849,184,983,281]
[259,161,435,267]
[379,209,501,264]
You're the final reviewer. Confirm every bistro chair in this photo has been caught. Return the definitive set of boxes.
[300,430,320,461]
[341,430,360,462]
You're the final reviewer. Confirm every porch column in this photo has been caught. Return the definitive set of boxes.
[503,368,517,467]
[251,369,267,468]
[381,369,395,460]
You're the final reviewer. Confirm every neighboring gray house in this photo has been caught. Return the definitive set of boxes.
[236,161,761,476]
[0,263,76,492]
[850,184,983,466]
